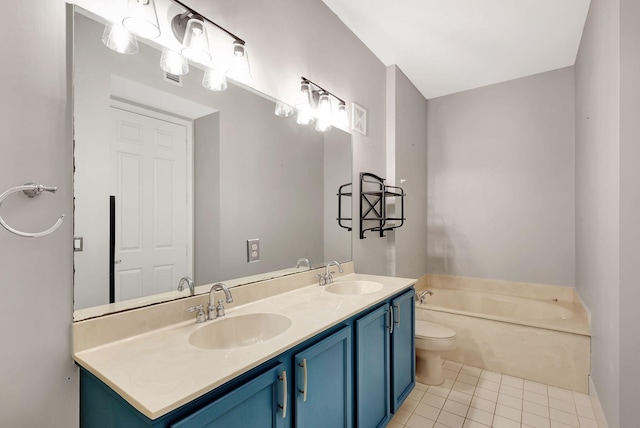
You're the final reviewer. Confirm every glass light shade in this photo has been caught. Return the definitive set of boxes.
[160,48,189,75]
[102,23,139,54]
[122,0,161,39]
[275,101,295,117]
[181,18,212,64]
[335,102,349,128]
[296,82,314,125]
[226,41,252,83]
[202,68,228,91]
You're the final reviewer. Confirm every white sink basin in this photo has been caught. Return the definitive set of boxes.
[325,280,384,295]
[189,313,292,350]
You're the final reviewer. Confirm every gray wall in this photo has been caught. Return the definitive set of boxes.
[0,1,78,427]
[619,0,640,425]
[389,66,429,278]
[0,0,388,425]
[426,67,576,286]
[574,0,621,426]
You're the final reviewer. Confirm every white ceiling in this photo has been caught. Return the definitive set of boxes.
[321,0,591,99]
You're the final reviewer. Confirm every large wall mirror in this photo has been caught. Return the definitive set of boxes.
[73,6,352,320]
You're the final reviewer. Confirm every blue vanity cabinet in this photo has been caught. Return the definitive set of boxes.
[390,290,416,412]
[354,288,415,427]
[170,363,287,428]
[293,326,352,428]
[355,304,391,427]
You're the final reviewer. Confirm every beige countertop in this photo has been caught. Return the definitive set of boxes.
[73,273,415,420]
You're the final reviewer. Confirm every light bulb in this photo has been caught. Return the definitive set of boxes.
[160,48,189,75]
[122,0,160,39]
[296,82,315,125]
[202,68,227,91]
[314,92,332,132]
[102,22,139,54]
[227,41,252,83]
[335,101,349,128]
[181,18,212,64]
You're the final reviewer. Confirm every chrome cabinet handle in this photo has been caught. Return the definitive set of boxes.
[298,358,308,402]
[389,305,394,334]
[394,302,401,328]
[278,370,288,419]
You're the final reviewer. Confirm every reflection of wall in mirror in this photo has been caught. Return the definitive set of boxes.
[73,12,352,311]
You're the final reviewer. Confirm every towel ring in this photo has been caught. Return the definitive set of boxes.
[0,182,65,238]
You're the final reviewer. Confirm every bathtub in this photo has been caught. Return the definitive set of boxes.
[416,280,590,393]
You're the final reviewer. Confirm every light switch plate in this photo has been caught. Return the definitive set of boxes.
[247,238,260,263]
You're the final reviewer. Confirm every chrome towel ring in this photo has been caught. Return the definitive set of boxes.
[0,182,65,238]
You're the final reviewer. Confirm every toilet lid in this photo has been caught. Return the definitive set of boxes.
[415,320,456,340]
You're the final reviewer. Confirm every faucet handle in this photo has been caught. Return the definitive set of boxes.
[316,273,327,286]
[185,304,206,323]
[216,300,226,318]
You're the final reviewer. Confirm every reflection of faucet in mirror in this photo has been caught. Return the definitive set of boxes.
[296,258,311,270]
[208,283,234,320]
[317,261,344,286]
[177,277,195,296]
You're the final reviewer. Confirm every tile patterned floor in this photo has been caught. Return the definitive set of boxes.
[387,361,605,428]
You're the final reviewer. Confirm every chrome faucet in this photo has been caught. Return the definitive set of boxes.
[296,257,311,270]
[416,290,434,304]
[317,260,343,285]
[208,282,234,320]
[177,276,195,296]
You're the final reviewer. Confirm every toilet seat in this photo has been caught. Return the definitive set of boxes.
[415,320,456,340]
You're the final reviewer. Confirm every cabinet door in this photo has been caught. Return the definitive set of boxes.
[391,289,416,412]
[294,326,352,428]
[355,304,391,428]
[170,364,287,428]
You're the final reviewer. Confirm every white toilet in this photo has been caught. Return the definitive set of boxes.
[415,320,457,385]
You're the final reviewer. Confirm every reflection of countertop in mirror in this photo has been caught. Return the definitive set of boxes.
[73,269,415,419]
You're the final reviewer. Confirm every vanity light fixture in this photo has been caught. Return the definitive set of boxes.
[102,22,139,55]
[170,0,251,81]
[275,101,295,117]
[202,68,228,91]
[122,0,161,39]
[160,48,189,75]
[296,77,349,132]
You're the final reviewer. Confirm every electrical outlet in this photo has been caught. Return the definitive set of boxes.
[247,239,260,263]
